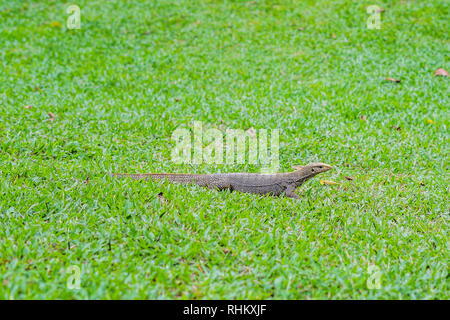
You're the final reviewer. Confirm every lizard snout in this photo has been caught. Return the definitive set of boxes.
[313,163,333,172]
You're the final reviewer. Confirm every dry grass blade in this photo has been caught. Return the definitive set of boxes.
[386,77,401,83]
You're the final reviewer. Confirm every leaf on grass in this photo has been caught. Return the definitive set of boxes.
[25,105,32,109]
[50,21,62,28]
[332,33,336,39]
[360,115,367,121]
[419,182,425,186]
[386,77,401,83]
[297,27,304,31]
[434,68,448,77]
[223,248,231,254]
[426,119,434,124]
[48,112,55,121]
[84,174,89,185]
[320,180,339,185]
[344,176,354,181]
[391,125,401,131]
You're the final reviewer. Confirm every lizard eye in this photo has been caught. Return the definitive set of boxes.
[311,168,315,172]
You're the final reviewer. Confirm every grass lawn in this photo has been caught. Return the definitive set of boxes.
[0,0,448,299]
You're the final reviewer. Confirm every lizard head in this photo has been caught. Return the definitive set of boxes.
[293,162,332,176]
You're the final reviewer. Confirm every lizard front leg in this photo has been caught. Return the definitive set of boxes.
[284,183,299,199]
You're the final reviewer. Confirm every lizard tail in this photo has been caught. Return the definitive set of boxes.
[111,173,210,185]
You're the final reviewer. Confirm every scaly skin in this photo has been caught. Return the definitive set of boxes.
[112,162,332,199]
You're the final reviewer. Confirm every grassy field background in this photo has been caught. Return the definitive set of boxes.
[0,0,448,299]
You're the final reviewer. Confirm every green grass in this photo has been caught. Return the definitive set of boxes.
[0,0,448,299]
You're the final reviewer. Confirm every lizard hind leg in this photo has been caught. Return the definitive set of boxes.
[208,182,233,192]
[202,177,232,192]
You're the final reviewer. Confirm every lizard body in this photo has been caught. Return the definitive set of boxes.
[112,162,332,199]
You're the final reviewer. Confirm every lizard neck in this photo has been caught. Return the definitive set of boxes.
[290,170,316,186]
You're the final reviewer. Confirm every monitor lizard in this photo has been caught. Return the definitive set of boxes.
[111,162,332,199]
